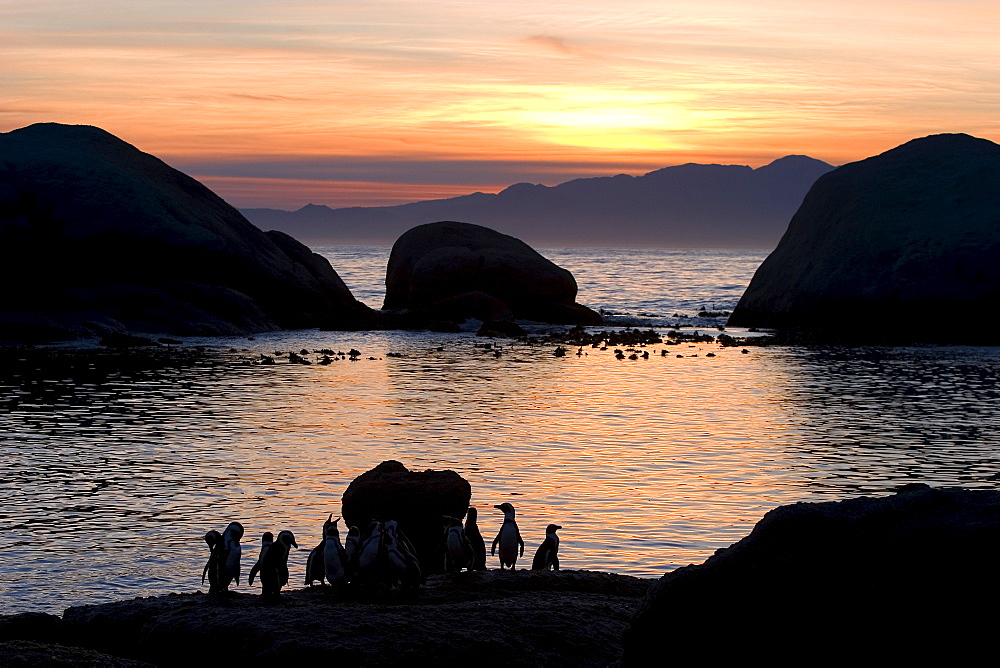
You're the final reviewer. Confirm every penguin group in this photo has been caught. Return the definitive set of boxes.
[200,503,562,597]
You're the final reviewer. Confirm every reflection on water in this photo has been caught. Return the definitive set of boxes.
[3,338,999,614]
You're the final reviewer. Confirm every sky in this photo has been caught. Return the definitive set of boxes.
[3,1,999,209]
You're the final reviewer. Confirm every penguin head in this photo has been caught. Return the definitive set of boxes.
[323,515,340,538]
[347,526,360,538]
[547,524,562,534]
[224,522,244,542]
[277,530,297,549]
[261,531,274,544]
[494,502,515,515]
[467,507,478,522]
[203,530,222,550]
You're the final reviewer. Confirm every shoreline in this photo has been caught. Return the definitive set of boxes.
[1,569,652,667]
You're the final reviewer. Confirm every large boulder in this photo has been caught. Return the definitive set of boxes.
[0,123,377,343]
[342,460,472,575]
[622,484,1000,663]
[728,133,1000,343]
[383,221,602,325]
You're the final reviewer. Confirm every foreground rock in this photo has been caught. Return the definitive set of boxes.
[383,221,602,326]
[0,123,377,343]
[2,571,649,667]
[623,484,1000,663]
[729,133,1000,343]
[342,460,471,575]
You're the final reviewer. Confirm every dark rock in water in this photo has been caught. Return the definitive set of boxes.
[622,484,1000,663]
[0,123,377,343]
[342,460,471,575]
[477,319,526,338]
[729,133,1000,343]
[100,333,158,348]
[383,221,602,326]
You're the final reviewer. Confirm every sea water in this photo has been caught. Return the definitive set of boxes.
[2,247,999,615]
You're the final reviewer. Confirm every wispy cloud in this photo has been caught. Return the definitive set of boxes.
[3,0,999,207]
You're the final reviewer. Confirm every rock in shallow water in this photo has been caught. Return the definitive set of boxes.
[382,221,602,326]
[728,133,1000,343]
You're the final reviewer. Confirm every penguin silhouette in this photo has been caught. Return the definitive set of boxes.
[490,503,524,570]
[249,532,274,586]
[260,530,297,597]
[444,516,475,573]
[531,524,562,571]
[203,522,244,593]
[465,507,487,571]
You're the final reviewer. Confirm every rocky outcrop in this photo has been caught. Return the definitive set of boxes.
[622,484,1000,663]
[342,460,472,574]
[1,571,649,667]
[728,133,1000,343]
[383,221,602,326]
[0,123,377,343]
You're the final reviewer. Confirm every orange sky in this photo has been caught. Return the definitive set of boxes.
[3,1,999,209]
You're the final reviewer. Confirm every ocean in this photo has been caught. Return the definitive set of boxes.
[2,246,999,615]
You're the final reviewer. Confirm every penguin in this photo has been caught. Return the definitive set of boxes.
[260,530,297,597]
[203,522,244,593]
[201,530,222,588]
[305,530,326,587]
[383,520,418,559]
[531,524,562,571]
[322,515,349,588]
[344,525,361,565]
[219,522,244,591]
[384,521,422,588]
[444,516,475,573]
[490,503,524,570]
[464,507,487,571]
[355,521,385,584]
[249,531,274,586]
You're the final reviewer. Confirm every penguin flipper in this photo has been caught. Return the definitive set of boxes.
[491,532,501,556]
[552,554,559,571]
[249,561,261,586]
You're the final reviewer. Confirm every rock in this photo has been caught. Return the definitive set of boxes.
[622,484,1000,663]
[0,640,153,667]
[0,123,377,344]
[342,461,472,574]
[25,571,650,666]
[383,221,602,326]
[728,133,1000,343]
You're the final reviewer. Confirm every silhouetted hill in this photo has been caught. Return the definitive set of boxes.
[241,155,834,247]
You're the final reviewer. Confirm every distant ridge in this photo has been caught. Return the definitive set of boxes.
[240,155,834,248]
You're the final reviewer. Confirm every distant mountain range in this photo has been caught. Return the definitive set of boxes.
[240,155,834,248]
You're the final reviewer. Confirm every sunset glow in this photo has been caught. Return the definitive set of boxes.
[3,0,999,208]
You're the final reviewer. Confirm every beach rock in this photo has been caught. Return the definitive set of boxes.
[728,133,1000,343]
[39,571,648,666]
[382,221,602,326]
[0,123,377,343]
[622,484,1000,663]
[342,461,472,574]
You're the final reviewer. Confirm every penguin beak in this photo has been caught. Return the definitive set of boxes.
[291,540,299,549]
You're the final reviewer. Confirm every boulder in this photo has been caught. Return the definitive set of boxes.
[0,123,377,343]
[728,133,1000,343]
[342,460,472,574]
[383,221,602,326]
[622,484,1000,663]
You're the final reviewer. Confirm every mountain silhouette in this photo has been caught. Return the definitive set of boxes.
[241,155,834,247]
